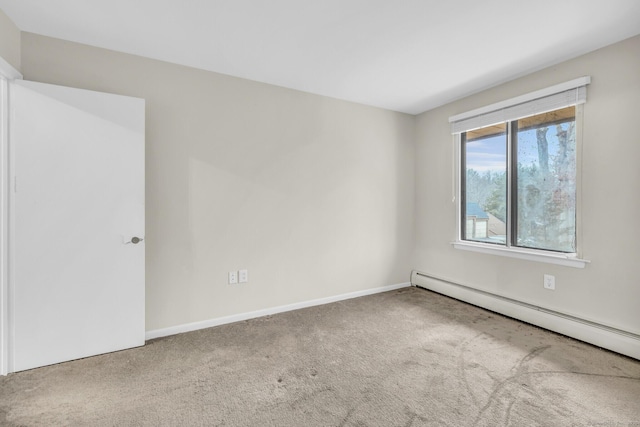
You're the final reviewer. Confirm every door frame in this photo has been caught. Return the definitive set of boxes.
[0,55,22,376]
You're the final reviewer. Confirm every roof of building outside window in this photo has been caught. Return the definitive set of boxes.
[466,202,489,219]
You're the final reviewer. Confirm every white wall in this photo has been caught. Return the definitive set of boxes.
[414,34,640,336]
[0,8,20,71]
[20,33,415,331]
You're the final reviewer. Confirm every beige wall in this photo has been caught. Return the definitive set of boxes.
[414,34,640,335]
[20,32,415,331]
[0,7,20,71]
[17,27,640,337]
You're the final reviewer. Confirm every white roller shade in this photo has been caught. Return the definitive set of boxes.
[450,76,590,134]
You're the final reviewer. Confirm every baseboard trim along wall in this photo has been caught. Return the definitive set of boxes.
[146,282,411,341]
[411,270,640,360]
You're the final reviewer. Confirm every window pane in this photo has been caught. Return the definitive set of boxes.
[463,123,507,244]
[515,107,576,252]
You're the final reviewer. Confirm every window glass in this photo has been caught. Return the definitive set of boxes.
[463,123,507,244]
[514,107,576,252]
[461,106,576,253]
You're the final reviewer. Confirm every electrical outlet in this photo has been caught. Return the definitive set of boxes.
[228,271,238,284]
[239,269,248,283]
[543,274,555,290]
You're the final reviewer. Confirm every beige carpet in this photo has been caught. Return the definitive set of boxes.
[1,286,639,426]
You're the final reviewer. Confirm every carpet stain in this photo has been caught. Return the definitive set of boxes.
[337,407,356,427]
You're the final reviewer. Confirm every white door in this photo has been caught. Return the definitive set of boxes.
[10,80,145,372]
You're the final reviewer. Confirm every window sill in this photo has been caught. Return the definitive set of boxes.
[451,241,589,269]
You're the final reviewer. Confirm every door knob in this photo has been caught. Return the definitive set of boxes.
[124,236,144,244]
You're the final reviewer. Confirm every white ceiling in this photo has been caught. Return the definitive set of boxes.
[2,0,640,114]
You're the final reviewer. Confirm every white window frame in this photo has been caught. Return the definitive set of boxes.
[450,78,590,269]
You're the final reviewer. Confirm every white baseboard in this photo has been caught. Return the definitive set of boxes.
[411,271,640,360]
[145,282,411,341]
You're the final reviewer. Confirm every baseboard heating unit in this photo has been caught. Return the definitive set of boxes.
[411,270,640,360]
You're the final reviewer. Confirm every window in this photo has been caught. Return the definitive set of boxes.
[450,78,590,267]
